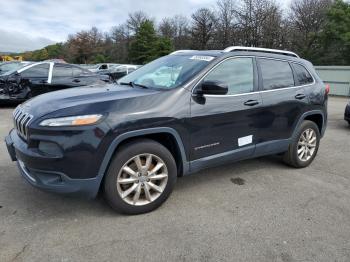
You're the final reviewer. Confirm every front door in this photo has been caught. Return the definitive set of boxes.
[19,63,50,97]
[189,57,263,169]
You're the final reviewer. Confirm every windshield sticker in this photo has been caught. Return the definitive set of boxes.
[189,56,215,62]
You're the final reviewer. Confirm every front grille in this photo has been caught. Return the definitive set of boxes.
[13,106,33,140]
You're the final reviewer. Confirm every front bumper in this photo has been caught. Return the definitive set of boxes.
[5,130,102,198]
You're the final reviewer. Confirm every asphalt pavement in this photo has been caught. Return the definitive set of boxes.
[0,96,349,262]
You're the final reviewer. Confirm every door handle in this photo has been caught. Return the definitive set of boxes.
[73,79,81,83]
[244,100,259,106]
[39,80,48,84]
[295,94,306,100]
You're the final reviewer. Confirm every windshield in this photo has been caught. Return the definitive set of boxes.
[0,63,22,74]
[0,63,30,76]
[117,55,215,90]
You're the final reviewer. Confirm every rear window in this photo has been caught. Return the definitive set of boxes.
[293,63,313,85]
[260,59,294,90]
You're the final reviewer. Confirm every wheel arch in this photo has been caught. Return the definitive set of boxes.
[294,110,326,138]
[97,128,189,185]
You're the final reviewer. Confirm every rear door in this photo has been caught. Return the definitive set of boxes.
[257,58,310,144]
[190,56,263,166]
[49,64,75,91]
[73,66,101,85]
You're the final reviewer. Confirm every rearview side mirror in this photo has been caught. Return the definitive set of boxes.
[194,80,228,95]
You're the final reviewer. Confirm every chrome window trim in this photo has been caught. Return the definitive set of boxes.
[204,82,315,98]
[191,55,316,98]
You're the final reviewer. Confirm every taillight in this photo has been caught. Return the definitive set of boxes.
[325,84,330,95]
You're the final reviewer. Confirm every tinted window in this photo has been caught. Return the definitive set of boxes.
[203,57,254,95]
[260,59,294,90]
[21,64,49,78]
[293,63,313,85]
[52,65,72,78]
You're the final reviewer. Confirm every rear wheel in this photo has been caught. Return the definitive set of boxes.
[283,120,320,168]
[103,139,177,214]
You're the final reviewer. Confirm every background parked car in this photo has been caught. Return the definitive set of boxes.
[0,62,106,103]
[345,100,350,125]
[88,63,120,73]
[103,64,140,81]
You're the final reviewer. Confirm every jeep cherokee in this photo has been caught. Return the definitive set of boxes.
[5,46,328,214]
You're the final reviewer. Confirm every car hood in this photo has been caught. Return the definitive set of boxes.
[20,84,161,117]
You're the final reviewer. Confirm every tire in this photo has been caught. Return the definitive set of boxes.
[103,138,177,214]
[283,120,320,168]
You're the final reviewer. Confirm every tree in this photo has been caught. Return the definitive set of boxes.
[287,0,332,60]
[110,24,131,63]
[66,27,104,63]
[129,20,173,64]
[319,0,350,65]
[159,15,191,50]
[235,0,283,48]
[127,11,150,34]
[215,0,238,48]
[191,8,216,49]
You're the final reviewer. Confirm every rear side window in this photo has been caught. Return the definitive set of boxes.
[21,64,49,78]
[203,57,254,95]
[293,63,313,85]
[260,59,294,90]
[52,65,73,78]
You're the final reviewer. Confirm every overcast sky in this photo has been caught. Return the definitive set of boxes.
[0,0,291,53]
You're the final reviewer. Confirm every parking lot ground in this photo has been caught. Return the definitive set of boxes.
[0,96,350,262]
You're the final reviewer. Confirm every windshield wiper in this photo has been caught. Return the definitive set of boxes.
[119,81,149,89]
[119,81,134,87]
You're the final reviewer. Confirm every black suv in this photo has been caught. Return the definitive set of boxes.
[5,47,328,214]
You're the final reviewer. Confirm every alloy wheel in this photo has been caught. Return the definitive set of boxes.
[116,154,168,206]
[297,128,317,162]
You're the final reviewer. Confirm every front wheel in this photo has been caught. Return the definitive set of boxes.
[103,139,177,214]
[283,120,320,168]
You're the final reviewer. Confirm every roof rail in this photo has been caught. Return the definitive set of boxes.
[170,50,196,55]
[223,46,299,58]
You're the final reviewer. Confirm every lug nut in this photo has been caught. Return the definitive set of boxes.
[141,183,144,187]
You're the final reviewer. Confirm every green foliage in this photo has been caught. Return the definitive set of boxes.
[93,54,107,63]
[320,0,350,65]
[129,20,173,64]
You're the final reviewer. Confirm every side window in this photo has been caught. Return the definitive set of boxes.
[52,65,73,79]
[260,59,294,90]
[20,64,49,78]
[203,57,254,95]
[293,63,314,85]
[99,64,107,70]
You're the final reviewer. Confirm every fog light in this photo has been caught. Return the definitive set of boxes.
[38,141,62,156]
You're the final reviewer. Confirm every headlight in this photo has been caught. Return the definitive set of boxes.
[39,114,103,127]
